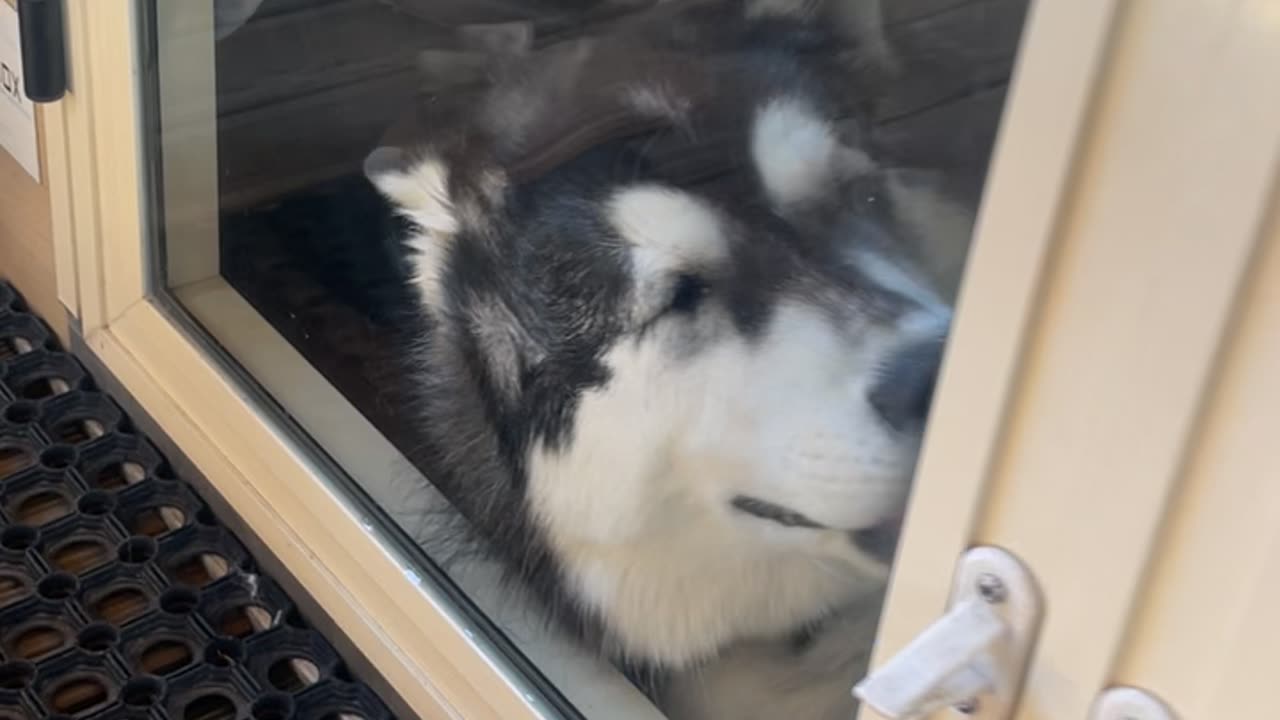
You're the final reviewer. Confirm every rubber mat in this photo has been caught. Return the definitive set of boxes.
[0,282,394,720]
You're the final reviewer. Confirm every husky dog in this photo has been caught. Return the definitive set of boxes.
[361,1,960,716]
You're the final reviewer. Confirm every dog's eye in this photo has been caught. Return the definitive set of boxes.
[667,274,709,314]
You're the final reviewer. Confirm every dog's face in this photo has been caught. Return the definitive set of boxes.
[369,16,950,666]
[509,115,949,558]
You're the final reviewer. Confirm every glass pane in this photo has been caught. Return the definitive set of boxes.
[139,0,1032,716]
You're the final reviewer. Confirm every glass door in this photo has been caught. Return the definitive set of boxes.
[115,1,1041,717]
[45,0,1280,718]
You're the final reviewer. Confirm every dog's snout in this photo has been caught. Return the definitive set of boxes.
[868,337,944,431]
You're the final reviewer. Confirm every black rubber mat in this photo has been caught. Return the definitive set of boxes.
[0,282,393,719]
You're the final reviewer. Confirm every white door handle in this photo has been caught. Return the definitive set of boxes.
[1090,687,1178,720]
[854,547,1043,719]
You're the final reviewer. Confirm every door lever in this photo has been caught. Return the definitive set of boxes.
[854,546,1043,719]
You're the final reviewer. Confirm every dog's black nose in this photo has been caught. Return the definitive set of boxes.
[868,337,944,431]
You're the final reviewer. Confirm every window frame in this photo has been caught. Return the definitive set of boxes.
[44,0,1278,718]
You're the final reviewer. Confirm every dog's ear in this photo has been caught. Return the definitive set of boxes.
[365,147,458,235]
[750,95,876,213]
[365,146,459,311]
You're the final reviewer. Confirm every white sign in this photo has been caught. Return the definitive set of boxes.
[0,2,40,182]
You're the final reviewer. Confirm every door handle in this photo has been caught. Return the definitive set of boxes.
[854,546,1043,719]
[1090,687,1177,720]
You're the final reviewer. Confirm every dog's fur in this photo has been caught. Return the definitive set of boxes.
[358,1,966,716]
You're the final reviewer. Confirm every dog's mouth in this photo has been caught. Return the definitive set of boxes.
[732,497,901,563]
[731,496,904,563]
[731,496,827,529]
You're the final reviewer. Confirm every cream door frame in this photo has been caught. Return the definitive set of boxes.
[863,0,1280,718]
[41,0,1280,719]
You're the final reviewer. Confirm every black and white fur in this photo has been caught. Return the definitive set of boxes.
[360,2,965,716]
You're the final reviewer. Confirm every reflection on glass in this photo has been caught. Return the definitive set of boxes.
[148,0,1029,717]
